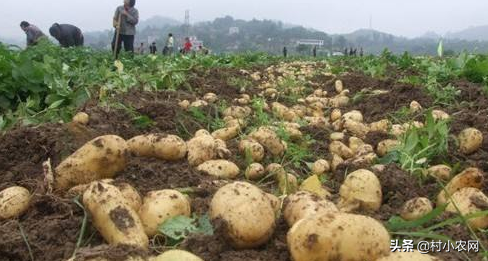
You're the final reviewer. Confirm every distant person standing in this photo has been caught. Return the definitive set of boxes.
[283,46,288,58]
[183,37,192,54]
[165,33,174,55]
[313,46,317,57]
[149,42,157,54]
[49,23,84,47]
[360,47,364,57]
[112,0,139,57]
[349,48,354,56]
[20,21,46,46]
[344,47,348,56]
[137,42,145,54]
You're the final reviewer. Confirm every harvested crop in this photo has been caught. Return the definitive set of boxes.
[283,191,337,226]
[339,169,382,212]
[197,160,240,179]
[128,134,187,161]
[0,186,30,220]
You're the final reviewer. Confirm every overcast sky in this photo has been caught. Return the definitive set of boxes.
[2,0,488,39]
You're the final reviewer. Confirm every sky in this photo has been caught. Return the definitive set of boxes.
[2,0,488,39]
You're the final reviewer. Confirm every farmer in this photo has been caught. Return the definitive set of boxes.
[283,46,287,58]
[20,21,46,46]
[137,42,145,54]
[49,23,84,47]
[112,0,139,57]
[183,37,192,54]
[165,33,174,55]
[313,46,317,57]
[149,42,157,54]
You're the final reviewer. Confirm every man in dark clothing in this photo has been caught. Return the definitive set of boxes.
[283,46,287,58]
[313,46,317,57]
[149,42,157,54]
[112,0,139,57]
[20,21,46,46]
[49,23,84,47]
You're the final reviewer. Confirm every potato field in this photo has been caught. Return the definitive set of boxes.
[1,42,488,261]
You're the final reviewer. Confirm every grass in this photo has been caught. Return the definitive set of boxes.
[17,221,34,261]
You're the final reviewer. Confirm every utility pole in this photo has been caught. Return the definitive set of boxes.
[184,10,190,37]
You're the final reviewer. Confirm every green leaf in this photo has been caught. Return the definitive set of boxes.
[48,99,65,109]
[158,214,214,244]
[386,204,448,232]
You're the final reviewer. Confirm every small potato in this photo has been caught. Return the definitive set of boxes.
[138,190,191,237]
[283,191,338,226]
[287,213,391,261]
[371,164,386,173]
[329,95,349,107]
[128,134,187,161]
[377,139,400,157]
[330,153,344,172]
[245,163,265,180]
[203,93,218,103]
[377,251,440,261]
[250,127,286,156]
[369,119,390,133]
[238,139,265,162]
[311,159,330,175]
[426,165,451,181]
[187,132,217,166]
[83,182,148,248]
[197,160,240,179]
[390,124,405,136]
[0,186,30,219]
[330,109,342,122]
[151,250,203,261]
[223,106,251,119]
[446,188,488,229]
[342,110,363,123]
[432,110,450,121]
[277,173,298,194]
[339,169,382,212]
[212,126,240,141]
[210,182,276,249]
[335,79,344,93]
[400,197,433,221]
[343,120,369,139]
[190,100,208,108]
[348,137,365,154]
[72,112,89,125]
[437,167,484,206]
[329,141,354,159]
[458,128,483,154]
[329,132,344,141]
[305,116,330,129]
[272,102,298,122]
[55,135,128,190]
[178,100,190,110]
[410,101,422,113]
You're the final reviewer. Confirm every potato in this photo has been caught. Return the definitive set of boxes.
[400,197,433,221]
[238,139,265,162]
[117,183,142,212]
[223,106,251,119]
[178,100,190,110]
[212,126,240,141]
[335,79,343,93]
[138,190,191,237]
[329,95,349,107]
[190,100,208,108]
[151,250,203,261]
[203,92,218,103]
[0,186,30,219]
[283,125,303,141]
[437,167,484,206]
[329,132,344,141]
[330,109,342,122]
[432,109,450,121]
[330,153,344,172]
[266,163,286,176]
[410,101,422,113]
[197,160,240,179]
[377,251,440,261]
[210,182,276,248]
[311,159,330,175]
[265,193,281,216]
[339,169,382,212]
[83,182,148,248]
[369,119,390,133]
[277,173,298,194]
[250,127,286,156]
[377,139,400,157]
[426,164,451,181]
[304,116,330,129]
[291,105,307,118]
[128,134,187,161]
[446,187,488,229]
[272,102,298,121]
[287,213,390,261]
[55,135,128,190]
[343,120,369,139]
[391,124,405,136]
[342,110,363,123]
[72,112,89,125]
[245,163,265,180]
[348,137,365,154]
[371,164,386,173]
[458,128,483,154]
[283,191,338,226]
[187,132,217,166]
[329,141,354,159]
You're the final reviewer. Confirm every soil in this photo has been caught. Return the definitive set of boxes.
[0,64,486,261]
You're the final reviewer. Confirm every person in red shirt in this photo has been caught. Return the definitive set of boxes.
[183,37,192,54]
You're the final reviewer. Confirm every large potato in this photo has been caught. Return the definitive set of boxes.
[55,135,128,190]
[287,213,391,261]
[197,160,240,179]
[187,131,217,166]
[0,186,30,219]
[343,120,369,139]
[283,191,338,226]
[138,190,191,237]
[83,182,148,248]
[151,250,203,261]
[339,169,382,212]
[446,187,488,229]
[250,127,286,156]
[458,128,483,154]
[210,182,276,249]
[342,110,363,123]
[128,134,187,161]
[329,141,354,159]
[437,167,484,206]
[377,251,440,261]
[212,126,240,141]
[239,139,265,162]
[400,197,433,221]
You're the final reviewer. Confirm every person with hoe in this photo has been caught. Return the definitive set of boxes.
[112,0,139,58]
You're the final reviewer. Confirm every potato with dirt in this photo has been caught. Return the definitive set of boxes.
[283,191,338,226]
[128,134,187,161]
[210,182,276,249]
[238,138,265,162]
[339,169,382,212]
[55,135,128,190]
[329,141,354,159]
[72,112,89,125]
[223,106,252,119]
[0,186,31,219]
[245,163,265,180]
[458,127,483,154]
[138,190,191,237]
[187,131,217,166]
[287,213,391,261]
[400,197,433,221]
[197,159,240,179]
[426,164,451,181]
[151,250,203,261]
[446,187,488,229]
[249,127,286,156]
[311,159,330,175]
[212,126,240,141]
[377,139,400,157]
[83,182,148,248]
[437,167,484,205]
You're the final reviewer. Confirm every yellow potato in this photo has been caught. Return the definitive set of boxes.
[178,100,190,110]
[0,186,30,219]
[245,163,266,180]
[138,190,191,237]
[330,109,342,122]
[409,101,422,113]
[128,134,187,161]
[311,159,330,175]
[287,213,390,261]
[151,250,203,261]
[265,193,281,217]
[343,119,369,139]
[238,139,265,162]
[329,132,344,141]
[283,191,338,226]
[342,110,363,123]
[329,141,354,159]
[83,182,148,248]
[339,169,382,212]
[223,106,251,119]
[72,112,89,125]
[377,251,440,261]
[329,95,349,107]
[210,182,276,249]
[458,128,483,154]
[203,92,218,103]
[369,119,390,133]
[212,126,240,141]
[197,160,240,179]
[277,172,298,195]
[446,187,488,230]
[187,132,217,166]
[400,197,433,221]
[377,139,400,157]
[437,167,484,206]
[330,153,344,172]
[272,102,298,121]
[348,137,364,154]
[432,110,450,121]
[335,79,344,93]
[189,100,208,108]
[55,135,128,190]
[426,165,451,181]
[250,127,286,156]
